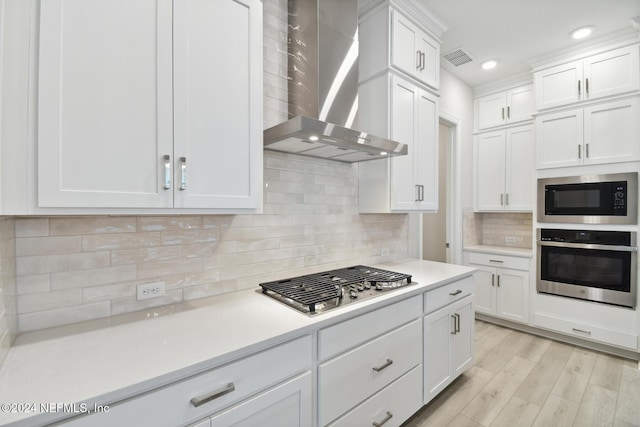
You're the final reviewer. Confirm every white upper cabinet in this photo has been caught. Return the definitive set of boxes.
[476,84,534,131]
[474,125,534,211]
[37,0,262,211]
[359,75,439,212]
[359,3,442,89]
[390,10,439,89]
[536,97,640,169]
[534,45,640,110]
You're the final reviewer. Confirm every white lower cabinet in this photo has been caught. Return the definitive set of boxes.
[464,251,530,324]
[423,280,474,404]
[58,336,312,427]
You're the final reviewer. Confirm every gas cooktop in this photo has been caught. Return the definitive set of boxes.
[258,265,414,315]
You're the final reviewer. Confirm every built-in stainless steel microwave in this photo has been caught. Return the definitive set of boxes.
[537,173,638,224]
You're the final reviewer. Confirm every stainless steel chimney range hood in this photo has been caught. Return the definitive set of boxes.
[263,0,408,163]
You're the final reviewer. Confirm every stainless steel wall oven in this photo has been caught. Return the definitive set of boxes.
[537,229,637,308]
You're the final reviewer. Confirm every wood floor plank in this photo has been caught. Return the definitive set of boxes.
[613,418,640,427]
[615,365,640,425]
[402,366,495,427]
[573,384,617,427]
[531,395,579,427]
[551,347,598,403]
[476,330,535,374]
[474,324,512,365]
[447,414,484,427]
[514,341,574,406]
[589,353,624,392]
[490,396,540,427]
[461,356,535,426]
[516,335,552,363]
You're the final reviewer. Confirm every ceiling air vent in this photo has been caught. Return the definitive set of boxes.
[442,47,473,67]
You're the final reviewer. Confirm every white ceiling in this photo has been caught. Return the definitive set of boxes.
[422,0,640,89]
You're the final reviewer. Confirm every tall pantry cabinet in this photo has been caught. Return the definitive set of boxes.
[8,0,262,213]
[357,0,445,213]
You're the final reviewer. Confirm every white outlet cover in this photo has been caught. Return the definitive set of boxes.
[137,282,166,301]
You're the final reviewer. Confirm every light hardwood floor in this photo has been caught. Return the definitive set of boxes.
[403,320,640,427]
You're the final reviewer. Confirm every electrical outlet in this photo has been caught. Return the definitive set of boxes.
[381,247,390,256]
[137,282,166,301]
[505,236,517,243]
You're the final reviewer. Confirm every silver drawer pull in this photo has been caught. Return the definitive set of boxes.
[372,411,393,427]
[190,382,235,407]
[179,157,187,191]
[572,328,592,335]
[372,359,393,372]
[449,289,462,296]
[489,259,503,264]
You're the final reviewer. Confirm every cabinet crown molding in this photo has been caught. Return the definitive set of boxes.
[359,0,447,39]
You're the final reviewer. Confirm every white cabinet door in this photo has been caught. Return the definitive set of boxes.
[477,92,508,130]
[496,269,529,324]
[471,267,496,316]
[38,0,174,208]
[505,125,534,211]
[416,88,439,210]
[475,131,506,211]
[173,0,261,209]
[210,373,312,427]
[424,295,474,404]
[535,61,583,110]
[390,78,418,211]
[390,10,439,89]
[583,97,640,165]
[583,45,640,101]
[535,108,584,169]
[507,84,535,124]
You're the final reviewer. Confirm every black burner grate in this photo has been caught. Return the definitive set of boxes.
[259,265,412,313]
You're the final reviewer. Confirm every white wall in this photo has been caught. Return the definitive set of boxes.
[438,69,474,209]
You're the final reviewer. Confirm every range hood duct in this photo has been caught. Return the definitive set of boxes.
[263,0,408,163]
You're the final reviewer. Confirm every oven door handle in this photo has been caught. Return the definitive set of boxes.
[537,241,638,252]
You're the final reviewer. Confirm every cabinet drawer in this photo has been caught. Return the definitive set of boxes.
[466,252,530,271]
[534,313,637,350]
[424,277,474,314]
[327,365,422,427]
[318,295,421,361]
[318,319,422,426]
[60,336,312,427]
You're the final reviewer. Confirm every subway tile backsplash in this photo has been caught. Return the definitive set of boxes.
[463,209,533,249]
[13,152,408,332]
[0,217,16,367]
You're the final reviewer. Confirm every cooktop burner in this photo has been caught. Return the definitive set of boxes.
[258,265,413,315]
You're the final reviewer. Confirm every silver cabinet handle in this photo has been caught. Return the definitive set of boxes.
[415,185,420,202]
[190,382,235,407]
[373,359,393,372]
[572,328,591,335]
[507,106,510,119]
[489,259,503,264]
[502,107,505,120]
[578,80,581,96]
[585,143,589,158]
[163,155,171,190]
[578,145,582,159]
[491,273,495,286]
[179,157,187,191]
[455,313,460,333]
[497,275,500,287]
[500,193,504,205]
[420,52,426,71]
[420,185,424,201]
[451,314,457,334]
[416,51,422,70]
[505,193,509,206]
[372,411,393,427]
[586,78,589,94]
[449,289,462,296]
[415,185,424,202]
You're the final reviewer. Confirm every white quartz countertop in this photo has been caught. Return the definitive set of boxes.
[0,259,475,427]
[463,244,533,257]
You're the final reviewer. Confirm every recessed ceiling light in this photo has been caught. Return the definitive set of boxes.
[308,135,319,142]
[481,60,497,70]
[571,26,594,40]
[380,151,388,156]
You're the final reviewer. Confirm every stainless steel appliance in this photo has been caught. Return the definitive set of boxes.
[259,265,414,314]
[262,0,408,163]
[537,172,638,224]
[537,228,638,308]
